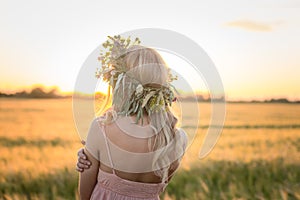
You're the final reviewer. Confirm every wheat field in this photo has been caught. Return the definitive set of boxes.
[0,98,299,199]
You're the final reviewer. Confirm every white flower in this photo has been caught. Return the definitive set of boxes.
[110,70,116,76]
[135,84,144,96]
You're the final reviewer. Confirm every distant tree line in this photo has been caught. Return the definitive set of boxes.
[0,87,70,99]
[227,98,300,104]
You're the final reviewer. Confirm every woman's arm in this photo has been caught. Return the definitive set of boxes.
[79,148,99,200]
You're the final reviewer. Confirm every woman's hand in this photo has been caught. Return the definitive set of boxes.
[76,140,91,172]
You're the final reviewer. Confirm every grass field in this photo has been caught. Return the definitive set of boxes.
[0,98,299,199]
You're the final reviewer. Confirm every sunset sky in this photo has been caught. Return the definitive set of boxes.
[0,1,299,101]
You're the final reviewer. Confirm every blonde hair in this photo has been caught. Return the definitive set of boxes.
[124,46,178,147]
[124,46,169,86]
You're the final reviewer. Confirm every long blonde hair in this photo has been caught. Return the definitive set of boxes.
[117,46,178,147]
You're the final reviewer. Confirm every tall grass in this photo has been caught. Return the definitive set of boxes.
[0,99,300,199]
[0,168,78,200]
[164,159,300,200]
[0,159,299,200]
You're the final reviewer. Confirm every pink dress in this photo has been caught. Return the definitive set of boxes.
[85,117,187,200]
[90,167,166,200]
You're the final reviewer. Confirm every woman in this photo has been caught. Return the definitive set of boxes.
[76,36,187,200]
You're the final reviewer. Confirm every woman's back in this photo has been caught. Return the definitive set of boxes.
[100,115,166,184]
[86,114,187,182]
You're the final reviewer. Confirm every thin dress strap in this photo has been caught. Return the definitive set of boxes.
[101,125,116,175]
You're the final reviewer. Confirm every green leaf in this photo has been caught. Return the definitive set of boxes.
[134,102,140,113]
[142,91,156,108]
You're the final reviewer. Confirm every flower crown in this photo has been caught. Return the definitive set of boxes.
[95,35,141,87]
[95,35,177,123]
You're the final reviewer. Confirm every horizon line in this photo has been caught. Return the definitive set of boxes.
[0,85,299,102]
